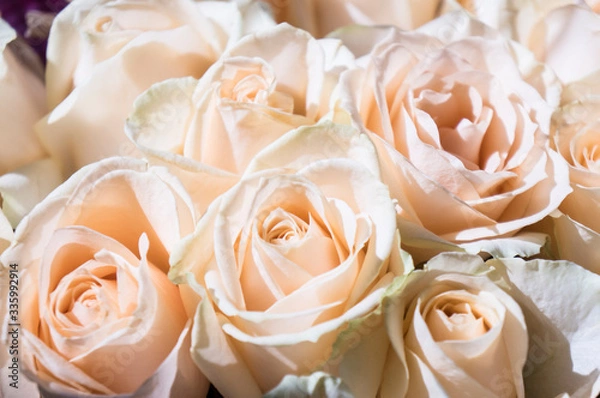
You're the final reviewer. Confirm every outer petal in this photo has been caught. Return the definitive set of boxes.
[4,157,197,274]
[38,26,216,175]
[0,211,12,254]
[489,258,600,397]
[0,158,62,227]
[0,19,46,175]
[549,212,600,275]
[264,371,354,398]
[244,122,380,179]
[125,77,238,214]
[187,279,263,398]
[527,5,600,84]
[265,0,440,37]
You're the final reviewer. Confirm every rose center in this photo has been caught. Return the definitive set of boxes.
[49,261,136,329]
[571,128,600,173]
[94,16,113,33]
[262,207,309,244]
[219,59,295,113]
[414,78,495,170]
[424,293,496,342]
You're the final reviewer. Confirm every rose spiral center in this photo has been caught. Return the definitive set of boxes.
[423,291,497,342]
[413,75,500,172]
[262,207,309,244]
[219,59,295,113]
[49,261,137,330]
[571,128,600,173]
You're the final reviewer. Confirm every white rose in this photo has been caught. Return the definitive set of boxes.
[126,23,355,211]
[335,14,570,259]
[381,254,528,397]
[310,252,600,397]
[531,75,600,274]
[519,3,600,84]
[37,0,275,176]
[170,124,408,397]
[378,253,600,397]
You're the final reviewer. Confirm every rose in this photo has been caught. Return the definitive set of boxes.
[126,23,355,173]
[516,2,600,84]
[169,123,407,397]
[0,157,207,396]
[532,76,600,274]
[258,0,578,41]
[300,252,600,397]
[260,0,441,38]
[381,253,528,397]
[36,0,275,176]
[0,19,62,227]
[334,13,570,258]
[376,253,600,397]
[125,23,355,211]
[436,0,578,43]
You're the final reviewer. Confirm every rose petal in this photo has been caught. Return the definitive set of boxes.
[489,258,600,397]
[264,371,354,398]
[0,158,63,227]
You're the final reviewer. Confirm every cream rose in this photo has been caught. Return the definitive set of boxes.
[301,252,600,397]
[515,2,600,84]
[375,253,600,397]
[125,23,354,210]
[37,0,275,176]
[436,0,579,44]
[170,124,408,397]
[0,157,207,396]
[381,254,528,397]
[531,76,600,274]
[335,14,570,256]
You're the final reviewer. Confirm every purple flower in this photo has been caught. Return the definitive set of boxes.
[0,0,69,62]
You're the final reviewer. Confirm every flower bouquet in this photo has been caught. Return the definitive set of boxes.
[1,0,599,397]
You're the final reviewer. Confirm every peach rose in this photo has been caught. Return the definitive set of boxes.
[381,253,528,397]
[377,253,600,397]
[335,13,570,256]
[535,76,600,274]
[170,124,408,397]
[125,23,354,211]
[305,252,600,397]
[37,0,275,176]
[0,157,207,396]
